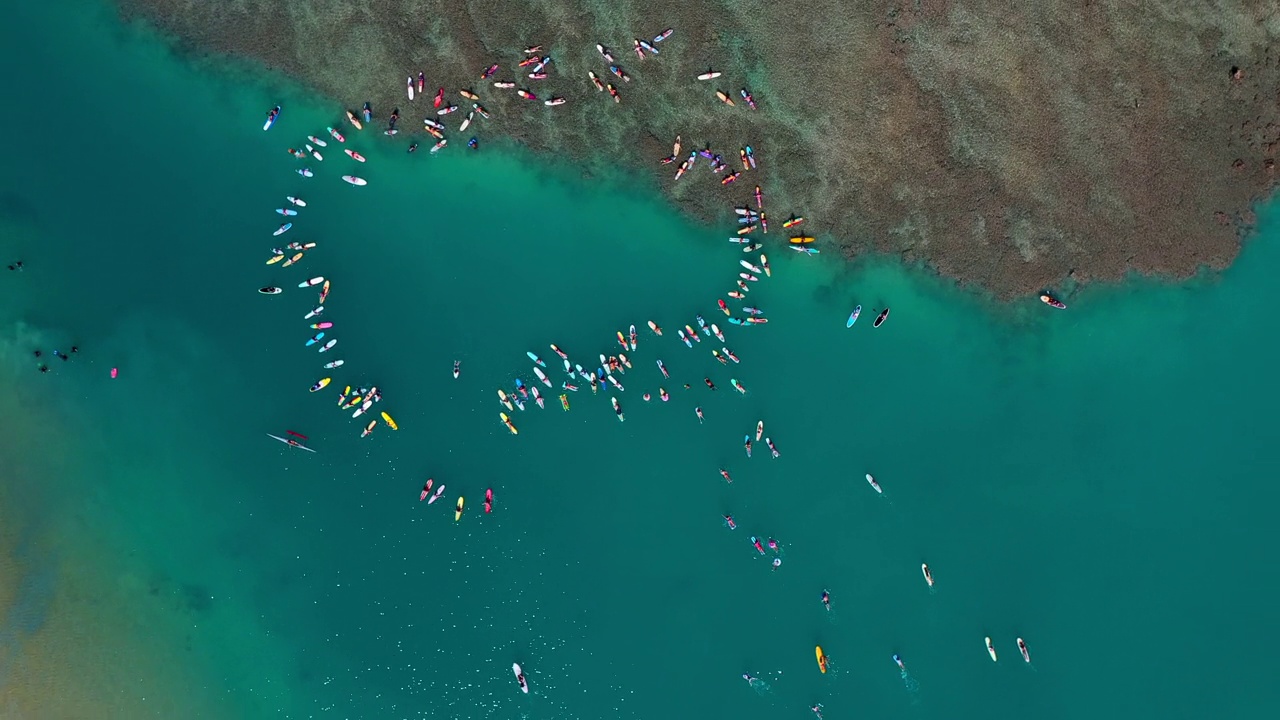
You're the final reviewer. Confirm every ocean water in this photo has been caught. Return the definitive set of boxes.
[2,0,1278,718]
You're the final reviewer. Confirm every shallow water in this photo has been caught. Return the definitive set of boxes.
[1,0,1278,718]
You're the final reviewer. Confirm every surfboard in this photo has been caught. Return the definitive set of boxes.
[309,377,331,392]
[319,339,337,352]
[342,175,367,186]
[259,287,282,295]
[455,497,465,521]
[263,106,280,130]
[816,646,828,673]
[847,306,861,327]
[380,411,399,430]
[298,277,325,288]
[324,360,344,369]
[266,253,284,265]
[274,223,292,236]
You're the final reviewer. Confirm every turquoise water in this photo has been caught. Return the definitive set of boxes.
[2,0,1278,717]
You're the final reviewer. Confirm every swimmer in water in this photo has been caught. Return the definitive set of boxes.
[767,538,779,553]
[704,377,717,390]
[811,703,824,719]
[660,388,670,402]
[720,468,732,484]
[695,407,704,423]
[821,590,831,610]
[742,673,757,685]
[643,393,651,401]
[724,514,736,529]
[684,383,691,389]
[772,558,782,570]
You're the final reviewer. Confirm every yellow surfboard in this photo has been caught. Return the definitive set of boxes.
[455,496,465,521]
[816,646,828,673]
[380,411,399,430]
[266,253,284,265]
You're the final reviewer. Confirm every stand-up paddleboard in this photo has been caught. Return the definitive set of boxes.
[816,646,828,673]
[756,420,764,441]
[455,496,465,521]
[309,377,331,392]
[342,175,367,186]
[276,208,298,216]
[324,359,344,369]
[298,277,325,288]
[428,485,446,504]
[266,433,315,452]
[847,305,861,327]
[263,105,280,130]
[1017,638,1030,663]
[274,223,293,236]
[986,637,998,662]
[922,563,934,588]
[259,286,282,295]
[533,367,551,387]
[344,149,367,163]
[873,308,890,328]
[266,253,284,265]
[287,195,307,207]
[866,473,883,494]
[381,411,399,430]
[297,168,314,178]
[319,339,337,352]
[513,663,529,694]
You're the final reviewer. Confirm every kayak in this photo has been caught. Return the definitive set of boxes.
[533,367,552,387]
[274,223,292,236]
[309,377,331,392]
[756,420,763,441]
[873,308,890,328]
[922,563,934,587]
[266,253,284,265]
[1040,294,1066,309]
[266,433,316,452]
[287,196,307,207]
[324,359,344,369]
[342,175,368,186]
[500,411,518,434]
[647,321,663,336]
[428,485,446,504]
[344,149,366,162]
[513,663,529,694]
[866,474,883,494]
[986,637,998,662]
[847,306,861,327]
[455,497,465,521]
[263,105,280,131]
[298,276,325,288]
[1017,638,1030,663]
[276,208,298,216]
[259,286,283,295]
[306,332,325,346]
[527,351,546,367]
[816,646,828,674]
[380,411,399,430]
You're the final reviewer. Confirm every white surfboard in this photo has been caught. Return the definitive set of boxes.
[342,175,367,186]
[298,277,325,288]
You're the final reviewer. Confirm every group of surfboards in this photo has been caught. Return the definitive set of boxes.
[259,114,400,441]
